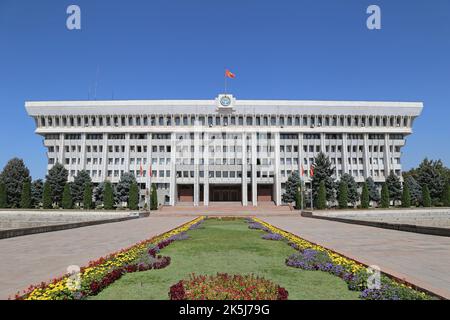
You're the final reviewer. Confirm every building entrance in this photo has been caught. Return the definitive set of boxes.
[210,185,242,202]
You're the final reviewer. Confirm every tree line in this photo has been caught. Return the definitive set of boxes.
[0,158,158,211]
[282,153,450,210]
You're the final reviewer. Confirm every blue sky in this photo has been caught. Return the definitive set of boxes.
[0,0,449,179]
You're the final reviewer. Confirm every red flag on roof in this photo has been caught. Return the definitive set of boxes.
[225,69,236,79]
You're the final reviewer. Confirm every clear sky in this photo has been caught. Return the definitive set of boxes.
[0,0,449,180]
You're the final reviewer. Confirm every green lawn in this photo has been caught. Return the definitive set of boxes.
[91,218,360,300]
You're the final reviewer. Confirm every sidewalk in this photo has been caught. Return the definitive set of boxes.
[0,216,193,299]
[262,216,450,299]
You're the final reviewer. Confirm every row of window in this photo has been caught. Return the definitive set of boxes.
[38,114,412,129]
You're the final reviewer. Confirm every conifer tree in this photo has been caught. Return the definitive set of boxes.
[103,181,115,210]
[401,182,411,208]
[360,182,370,209]
[338,181,348,209]
[42,181,53,209]
[380,183,390,208]
[62,183,73,209]
[422,185,431,207]
[316,181,327,210]
[128,181,139,210]
[83,183,93,210]
[151,184,158,210]
[20,180,32,209]
[442,182,450,207]
[0,182,7,208]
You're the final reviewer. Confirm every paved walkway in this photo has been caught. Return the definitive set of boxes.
[262,216,450,299]
[0,216,193,299]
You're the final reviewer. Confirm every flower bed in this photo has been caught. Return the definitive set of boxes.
[169,273,289,300]
[251,218,432,300]
[14,216,205,300]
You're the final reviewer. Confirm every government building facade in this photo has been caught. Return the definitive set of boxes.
[25,95,423,207]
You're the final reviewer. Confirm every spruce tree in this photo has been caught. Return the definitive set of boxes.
[311,153,336,203]
[340,173,359,207]
[128,182,139,210]
[380,183,390,208]
[83,183,93,210]
[401,182,411,208]
[316,181,327,210]
[404,175,422,207]
[360,182,370,209]
[337,181,348,209]
[115,173,137,206]
[72,170,92,207]
[366,177,380,205]
[150,184,158,210]
[31,179,44,208]
[282,172,301,204]
[103,181,115,210]
[0,158,31,208]
[0,182,7,208]
[386,171,402,206]
[20,180,32,209]
[46,163,68,206]
[42,181,53,209]
[62,183,73,209]
[422,185,431,207]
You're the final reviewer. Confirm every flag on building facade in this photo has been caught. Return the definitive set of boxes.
[310,165,315,177]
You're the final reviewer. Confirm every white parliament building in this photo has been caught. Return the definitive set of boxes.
[25,95,423,207]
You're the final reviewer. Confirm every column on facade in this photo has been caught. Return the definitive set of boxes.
[58,133,65,164]
[384,134,391,177]
[363,133,370,178]
[124,133,131,173]
[203,133,209,206]
[169,132,177,206]
[146,134,152,207]
[251,132,258,206]
[193,131,200,207]
[80,133,87,171]
[241,132,248,206]
[342,133,349,175]
[273,132,281,206]
[102,133,108,181]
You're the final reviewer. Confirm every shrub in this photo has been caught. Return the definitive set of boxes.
[150,184,158,210]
